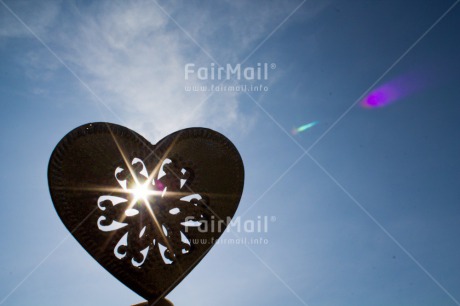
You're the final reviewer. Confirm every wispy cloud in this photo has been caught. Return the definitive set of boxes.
[1,0,317,140]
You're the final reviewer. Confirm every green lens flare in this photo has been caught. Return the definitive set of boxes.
[292,121,318,135]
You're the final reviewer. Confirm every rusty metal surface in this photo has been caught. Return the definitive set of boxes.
[48,122,244,302]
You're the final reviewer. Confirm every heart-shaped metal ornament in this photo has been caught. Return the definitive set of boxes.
[48,123,244,304]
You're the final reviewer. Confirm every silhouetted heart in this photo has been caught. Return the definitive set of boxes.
[48,123,244,302]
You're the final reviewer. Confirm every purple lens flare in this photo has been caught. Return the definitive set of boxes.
[361,73,426,109]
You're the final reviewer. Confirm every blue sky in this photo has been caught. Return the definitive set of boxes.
[1,0,460,305]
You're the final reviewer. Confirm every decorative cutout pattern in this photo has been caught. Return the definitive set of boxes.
[97,157,209,267]
[49,123,244,300]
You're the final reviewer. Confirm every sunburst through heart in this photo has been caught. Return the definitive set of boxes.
[48,122,245,305]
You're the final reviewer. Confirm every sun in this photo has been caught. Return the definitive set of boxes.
[128,180,164,205]
[130,182,151,203]
[127,181,156,204]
